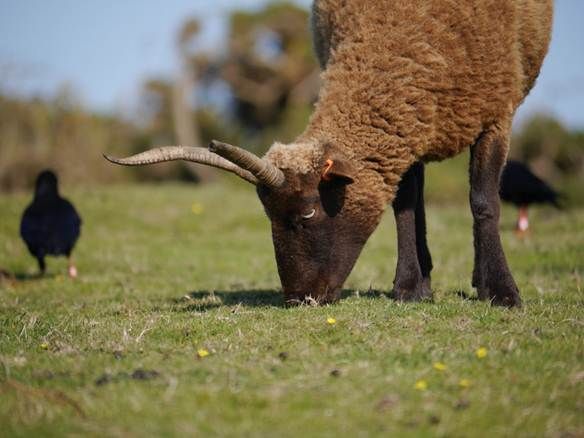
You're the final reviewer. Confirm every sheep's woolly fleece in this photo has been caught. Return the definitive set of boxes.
[266,0,552,204]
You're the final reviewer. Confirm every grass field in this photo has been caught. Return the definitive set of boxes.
[0,180,582,437]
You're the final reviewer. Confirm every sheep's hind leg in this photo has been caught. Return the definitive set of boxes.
[392,163,430,301]
[414,163,433,297]
[469,127,521,307]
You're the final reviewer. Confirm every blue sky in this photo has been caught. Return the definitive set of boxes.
[0,0,582,128]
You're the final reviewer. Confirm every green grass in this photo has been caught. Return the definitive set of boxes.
[0,182,582,437]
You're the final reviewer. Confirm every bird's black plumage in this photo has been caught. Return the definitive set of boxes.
[20,170,82,274]
[499,161,560,208]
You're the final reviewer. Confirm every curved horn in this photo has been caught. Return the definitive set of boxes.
[209,140,285,187]
[103,146,258,185]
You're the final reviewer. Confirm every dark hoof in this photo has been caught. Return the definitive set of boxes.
[477,284,522,308]
[392,278,433,302]
[491,292,522,308]
[421,277,432,299]
[472,272,480,289]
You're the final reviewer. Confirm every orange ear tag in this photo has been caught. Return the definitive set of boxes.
[322,159,334,181]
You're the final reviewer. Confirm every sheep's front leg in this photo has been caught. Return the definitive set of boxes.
[469,127,521,307]
[392,163,431,301]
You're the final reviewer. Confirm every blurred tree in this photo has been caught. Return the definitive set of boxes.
[214,2,319,151]
[511,114,584,178]
[1,2,321,190]
[141,79,174,141]
[133,79,185,181]
[173,18,216,182]
[3,2,579,201]
[0,89,137,191]
[139,1,319,165]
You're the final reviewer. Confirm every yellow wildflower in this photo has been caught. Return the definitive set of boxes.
[414,379,428,391]
[459,378,472,388]
[433,362,447,371]
[476,347,488,359]
[191,202,204,215]
[326,317,336,325]
[197,348,210,358]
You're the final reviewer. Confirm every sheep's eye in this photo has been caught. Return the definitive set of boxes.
[301,208,316,220]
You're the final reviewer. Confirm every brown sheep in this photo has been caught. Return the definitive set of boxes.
[105,0,553,307]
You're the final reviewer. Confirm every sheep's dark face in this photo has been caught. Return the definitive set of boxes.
[104,140,384,303]
[257,159,380,304]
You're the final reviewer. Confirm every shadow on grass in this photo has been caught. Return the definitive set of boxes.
[179,289,283,310]
[13,272,56,281]
[1,268,57,283]
[173,288,389,312]
[454,289,479,301]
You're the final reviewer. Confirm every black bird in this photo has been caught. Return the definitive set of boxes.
[20,170,82,277]
[499,160,560,234]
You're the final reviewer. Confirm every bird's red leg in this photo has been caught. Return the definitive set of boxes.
[516,206,529,236]
[68,258,78,278]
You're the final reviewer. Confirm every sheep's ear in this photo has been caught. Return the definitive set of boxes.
[321,157,356,184]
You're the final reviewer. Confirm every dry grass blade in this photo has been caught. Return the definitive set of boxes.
[1,379,86,419]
